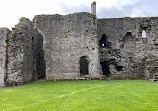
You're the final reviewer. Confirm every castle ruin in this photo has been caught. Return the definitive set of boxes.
[1,2,158,87]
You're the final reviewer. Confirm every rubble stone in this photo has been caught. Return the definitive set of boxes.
[0,28,10,87]
[1,2,158,86]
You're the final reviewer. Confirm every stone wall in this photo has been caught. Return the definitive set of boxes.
[0,28,10,87]
[98,17,158,79]
[1,4,158,86]
[32,29,45,79]
[33,12,102,80]
[5,17,44,86]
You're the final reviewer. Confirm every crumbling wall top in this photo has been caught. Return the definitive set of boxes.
[91,1,96,15]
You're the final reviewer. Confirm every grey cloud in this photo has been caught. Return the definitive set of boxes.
[97,2,139,18]
[97,7,125,18]
[59,3,90,15]
[59,0,158,18]
[130,0,158,17]
[97,0,158,18]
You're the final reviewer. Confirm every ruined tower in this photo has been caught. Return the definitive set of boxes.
[91,1,96,15]
[33,12,102,80]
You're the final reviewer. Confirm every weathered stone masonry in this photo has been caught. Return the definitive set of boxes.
[1,2,158,87]
[5,18,34,86]
[0,28,9,87]
[98,17,158,79]
[33,13,102,80]
[0,18,45,86]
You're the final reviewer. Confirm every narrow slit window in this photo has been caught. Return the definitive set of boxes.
[142,30,146,38]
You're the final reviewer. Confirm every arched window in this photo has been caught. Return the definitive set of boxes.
[100,34,107,47]
[100,34,111,48]
[80,56,89,75]
[142,30,146,38]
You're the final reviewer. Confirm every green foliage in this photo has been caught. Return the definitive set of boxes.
[0,80,158,111]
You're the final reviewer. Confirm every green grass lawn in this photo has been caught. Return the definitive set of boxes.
[0,80,158,111]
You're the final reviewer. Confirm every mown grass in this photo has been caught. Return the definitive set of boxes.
[0,80,158,111]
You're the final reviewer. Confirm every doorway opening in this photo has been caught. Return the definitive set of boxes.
[100,62,110,76]
[80,56,89,75]
[100,59,116,76]
[100,59,123,76]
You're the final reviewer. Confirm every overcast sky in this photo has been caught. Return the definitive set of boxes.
[0,0,158,29]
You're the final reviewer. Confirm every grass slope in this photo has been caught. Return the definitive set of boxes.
[0,80,158,111]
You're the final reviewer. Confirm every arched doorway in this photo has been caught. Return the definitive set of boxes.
[80,56,89,75]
